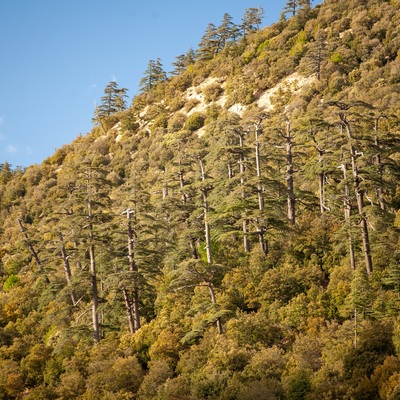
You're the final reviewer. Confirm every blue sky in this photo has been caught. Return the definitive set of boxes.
[0,1,317,168]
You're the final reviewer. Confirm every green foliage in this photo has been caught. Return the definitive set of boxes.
[344,320,395,382]
[330,52,343,64]
[184,112,206,131]
[167,112,186,132]
[94,81,128,125]
[284,369,311,400]
[21,344,52,387]
[137,360,173,399]
[226,311,282,348]
[1,1,400,398]
[151,114,168,132]
[156,375,191,399]
[139,58,167,93]
[3,274,19,291]
[184,98,200,112]
[203,83,224,103]
[0,359,24,398]
[57,371,86,399]
[120,109,139,132]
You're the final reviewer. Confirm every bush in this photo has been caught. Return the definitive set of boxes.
[284,369,311,400]
[157,375,191,400]
[184,113,206,131]
[168,97,185,112]
[184,98,200,112]
[151,114,168,132]
[137,360,173,399]
[203,83,223,103]
[3,275,19,291]
[57,371,86,399]
[168,112,187,132]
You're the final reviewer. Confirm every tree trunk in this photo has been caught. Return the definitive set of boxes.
[162,179,168,199]
[319,168,325,213]
[17,219,50,283]
[208,283,223,334]
[242,220,251,253]
[199,158,213,265]
[373,117,385,211]
[285,121,296,225]
[203,189,212,265]
[125,209,141,331]
[199,158,223,334]
[58,229,78,306]
[315,146,328,213]
[228,161,234,179]
[122,286,135,335]
[121,209,141,333]
[340,164,356,270]
[178,147,189,204]
[87,188,100,343]
[90,269,100,344]
[341,114,373,275]
[254,121,268,253]
[238,132,250,253]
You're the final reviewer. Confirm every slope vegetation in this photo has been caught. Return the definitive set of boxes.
[1,0,400,398]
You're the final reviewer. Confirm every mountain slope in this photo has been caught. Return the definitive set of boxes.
[1,0,400,398]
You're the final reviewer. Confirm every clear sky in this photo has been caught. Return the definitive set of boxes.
[0,0,318,168]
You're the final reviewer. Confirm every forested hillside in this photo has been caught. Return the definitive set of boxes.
[1,0,400,398]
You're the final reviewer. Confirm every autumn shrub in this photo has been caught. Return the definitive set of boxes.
[85,356,143,398]
[371,356,400,399]
[121,321,159,368]
[21,344,52,387]
[289,30,310,60]
[172,71,194,91]
[157,375,192,400]
[342,320,395,395]
[242,346,286,383]
[43,357,63,387]
[167,112,187,132]
[177,331,216,376]
[43,145,69,166]
[151,114,168,132]
[190,370,230,400]
[330,52,343,64]
[259,263,316,308]
[202,83,223,103]
[168,97,185,112]
[0,359,24,399]
[99,114,120,132]
[148,328,183,367]
[110,356,144,394]
[57,371,86,399]
[208,336,252,374]
[137,360,173,399]
[22,384,57,400]
[224,85,255,108]
[226,311,282,348]
[350,376,379,400]
[237,378,285,400]
[184,98,200,112]
[204,104,221,124]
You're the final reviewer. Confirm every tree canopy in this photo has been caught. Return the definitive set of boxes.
[1,0,400,398]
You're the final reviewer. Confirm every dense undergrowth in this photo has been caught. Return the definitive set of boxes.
[1,0,400,398]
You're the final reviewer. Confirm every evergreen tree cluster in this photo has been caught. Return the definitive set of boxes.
[1,0,400,398]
